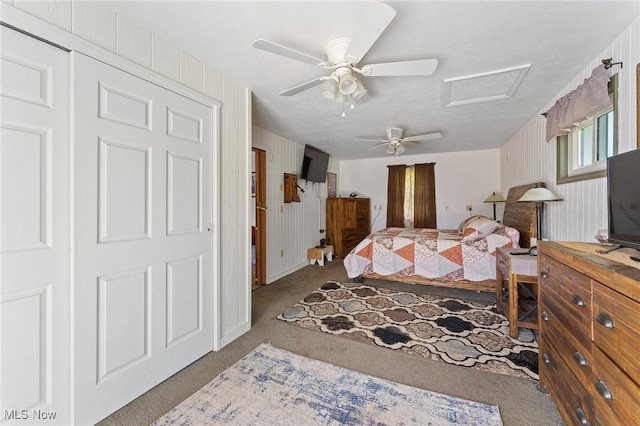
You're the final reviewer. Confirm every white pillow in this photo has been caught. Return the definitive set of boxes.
[457,215,487,235]
[461,216,502,242]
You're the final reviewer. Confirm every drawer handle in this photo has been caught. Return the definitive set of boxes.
[574,407,589,425]
[542,353,552,365]
[596,312,615,329]
[573,351,588,366]
[540,271,548,279]
[571,294,585,306]
[595,380,614,400]
[541,311,550,321]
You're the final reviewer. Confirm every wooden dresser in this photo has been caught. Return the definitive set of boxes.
[538,241,640,425]
[326,198,370,258]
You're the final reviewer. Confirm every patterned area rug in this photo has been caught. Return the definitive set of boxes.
[278,281,538,381]
[152,343,503,425]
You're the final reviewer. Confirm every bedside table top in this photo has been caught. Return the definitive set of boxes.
[497,247,537,277]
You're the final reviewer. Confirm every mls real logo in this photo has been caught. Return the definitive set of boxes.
[4,409,57,421]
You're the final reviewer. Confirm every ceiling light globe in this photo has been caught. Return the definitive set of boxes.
[321,77,338,99]
[339,74,357,95]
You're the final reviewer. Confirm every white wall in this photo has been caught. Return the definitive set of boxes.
[501,17,639,243]
[253,126,339,282]
[339,149,502,231]
[2,0,252,347]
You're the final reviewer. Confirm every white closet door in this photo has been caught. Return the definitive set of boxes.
[0,27,70,424]
[73,53,213,425]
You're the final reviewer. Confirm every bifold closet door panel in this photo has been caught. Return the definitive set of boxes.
[73,52,214,425]
[0,26,71,424]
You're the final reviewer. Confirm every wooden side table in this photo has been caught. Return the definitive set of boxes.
[496,247,539,338]
[307,245,334,266]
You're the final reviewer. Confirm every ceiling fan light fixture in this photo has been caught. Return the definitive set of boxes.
[352,79,368,102]
[338,72,357,95]
[385,144,395,155]
[321,75,339,99]
[395,144,406,155]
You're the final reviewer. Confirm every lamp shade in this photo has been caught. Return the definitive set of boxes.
[483,192,506,203]
[338,73,357,95]
[518,187,562,202]
[321,76,338,100]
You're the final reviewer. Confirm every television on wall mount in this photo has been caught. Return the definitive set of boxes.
[301,144,329,183]
[607,148,640,255]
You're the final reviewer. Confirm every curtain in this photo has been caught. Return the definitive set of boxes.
[413,163,437,228]
[386,165,406,227]
[545,64,611,142]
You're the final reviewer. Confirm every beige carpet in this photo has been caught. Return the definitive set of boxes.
[98,260,563,426]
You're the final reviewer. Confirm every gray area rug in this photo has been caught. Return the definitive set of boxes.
[278,281,538,381]
[152,343,503,425]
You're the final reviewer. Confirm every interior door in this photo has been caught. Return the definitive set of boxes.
[0,26,71,424]
[253,148,267,285]
[73,52,214,425]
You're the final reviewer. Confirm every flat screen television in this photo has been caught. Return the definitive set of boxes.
[301,144,329,183]
[607,148,640,251]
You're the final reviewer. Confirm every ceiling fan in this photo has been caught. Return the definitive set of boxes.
[355,127,442,155]
[252,2,437,114]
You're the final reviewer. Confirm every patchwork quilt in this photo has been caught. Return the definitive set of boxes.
[343,226,520,282]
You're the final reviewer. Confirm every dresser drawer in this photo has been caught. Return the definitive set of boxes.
[591,346,640,425]
[541,302,594,390]
[539,255,591,338]
[541,339,593,426]
[593,281,640,385]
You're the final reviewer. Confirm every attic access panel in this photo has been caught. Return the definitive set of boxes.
[443,65,531,107]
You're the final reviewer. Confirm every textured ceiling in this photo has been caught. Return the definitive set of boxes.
[107,1,639,160]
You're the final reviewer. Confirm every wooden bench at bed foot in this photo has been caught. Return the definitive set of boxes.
[307,245,334,266]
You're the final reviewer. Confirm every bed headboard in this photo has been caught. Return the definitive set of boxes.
[502,182,544,248]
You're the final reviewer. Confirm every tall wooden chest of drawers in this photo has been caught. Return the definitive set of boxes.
[538,241,640,425]
[326,198,370,258]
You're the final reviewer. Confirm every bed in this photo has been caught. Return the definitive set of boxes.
[343,183,541,293]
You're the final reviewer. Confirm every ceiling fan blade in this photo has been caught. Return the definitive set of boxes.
[345,2,396,64]
[402,132,442,142]
[361,59,439,77]
[355,137,387,142]
[253,39,329,67]
[279,77,328,96]
[367,142,389,150]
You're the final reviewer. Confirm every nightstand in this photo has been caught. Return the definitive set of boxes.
[496,247,539,338]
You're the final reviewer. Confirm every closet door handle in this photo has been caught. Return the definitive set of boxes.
[541,311,550,321]
[540,271,548,279]
[571,294,585,306]
[542,353,552,365]
[596,312,615,328]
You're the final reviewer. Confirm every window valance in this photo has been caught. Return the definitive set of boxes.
[544,64,611,142]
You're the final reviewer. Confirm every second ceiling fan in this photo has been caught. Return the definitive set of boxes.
[355,128,442,155]
[253,2,438,111]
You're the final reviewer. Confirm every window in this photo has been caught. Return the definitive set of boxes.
[557,74,617,184]
[403,167,415,227]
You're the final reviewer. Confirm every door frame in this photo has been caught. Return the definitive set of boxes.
[252,147,267,285]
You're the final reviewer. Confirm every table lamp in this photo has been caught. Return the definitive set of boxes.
[517,185,562,243]
[483,192,506,221]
